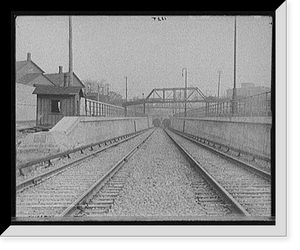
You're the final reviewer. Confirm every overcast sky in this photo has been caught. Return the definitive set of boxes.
[15,15,272,99]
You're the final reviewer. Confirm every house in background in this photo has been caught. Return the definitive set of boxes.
[16,53,85,129]
[16,53,45,81]
[15,53,54,125]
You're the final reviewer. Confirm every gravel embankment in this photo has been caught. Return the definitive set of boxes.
[107,128,232,218]
[16,129,154,217]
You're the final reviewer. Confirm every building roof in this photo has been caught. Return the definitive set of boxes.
[17,73,55,86]
[33,85,84,96]
[17,73,41,84]
[16,60,45,74]
[44,72,85,88]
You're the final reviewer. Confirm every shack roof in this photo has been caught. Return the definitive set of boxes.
[33,85,84,97]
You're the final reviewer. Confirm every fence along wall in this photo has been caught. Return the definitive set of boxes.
[171,92,272,160]
[79,98,146,118]
[174,91,271,118]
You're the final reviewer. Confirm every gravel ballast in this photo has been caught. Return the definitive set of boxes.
[107,128,231,218]
[16,129,154,217]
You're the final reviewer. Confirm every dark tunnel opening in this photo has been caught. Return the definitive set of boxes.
[152,118,161,127]
[162,118,171,128]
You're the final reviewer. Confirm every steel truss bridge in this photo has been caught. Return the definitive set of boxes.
[123,87,209,115]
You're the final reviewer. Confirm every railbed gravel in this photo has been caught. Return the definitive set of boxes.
[16,129,154,217]
[16,132,144,185]
[106,128,233,218]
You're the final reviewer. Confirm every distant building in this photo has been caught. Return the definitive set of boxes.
[226,83,271,99]
[85,92,109,103]
[16,53,45,81]
[16,53,54,124]
[85,81,109,96]
[17,73,54,86]
[16,53,85,128]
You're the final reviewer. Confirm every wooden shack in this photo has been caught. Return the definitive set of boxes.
[33,85,84,128]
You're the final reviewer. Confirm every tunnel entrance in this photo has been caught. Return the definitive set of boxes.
[162,118,171,128]
[152,118,161,127]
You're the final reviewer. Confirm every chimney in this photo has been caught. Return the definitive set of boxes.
[63,73,68,87]
[59,66,63,74]
[27,53,31,61]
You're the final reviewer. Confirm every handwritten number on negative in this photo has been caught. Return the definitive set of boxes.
[152,17,167,21]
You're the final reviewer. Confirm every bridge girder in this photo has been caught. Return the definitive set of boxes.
[123,87,208,107]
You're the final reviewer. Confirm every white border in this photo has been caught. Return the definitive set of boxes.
[4,4,287,237]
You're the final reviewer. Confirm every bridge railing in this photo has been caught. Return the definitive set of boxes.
[174,91,272,118]
[80,98,147,117]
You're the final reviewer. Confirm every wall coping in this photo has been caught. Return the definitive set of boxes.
[50,116,149,135]
[79,116,147,122]
[173,116,272,125]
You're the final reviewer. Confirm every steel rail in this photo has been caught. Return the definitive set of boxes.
[169,128,270,163]
[17,128,150,173]
[164,129,251,216]
[59,128,156,217]
[169,129,271,181]
[16,129,152,192]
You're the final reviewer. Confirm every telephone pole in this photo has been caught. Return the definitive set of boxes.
[125,76,128,117]
[217,70,221,115]
[182,68,188,132]
[232,16,237,114]
[69,16,73,87]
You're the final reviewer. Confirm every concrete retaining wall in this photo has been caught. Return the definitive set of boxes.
[171,116,272,159]
[18,116,151,154]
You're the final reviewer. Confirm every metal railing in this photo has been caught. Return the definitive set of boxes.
[80,98,146,117]
[174,91,271,118]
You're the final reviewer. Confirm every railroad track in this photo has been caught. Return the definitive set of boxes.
[15,127,273,220]
[75,128,237,218]
[72,164,131,217]
[16,128,155,217]
[165,129,272,217]
[60,129,155,217]
[16,129,148,191]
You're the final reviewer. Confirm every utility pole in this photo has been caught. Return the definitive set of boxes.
[232,16,237,114]
[182,68,188,116]
[182,68,188,132]
[142,93,145,114]
[69,16,73,87]
[217,70,221,115]
[125,76,128,117]
[217,70,221,100]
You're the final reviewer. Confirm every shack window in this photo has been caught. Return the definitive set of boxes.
[51,99,61,113]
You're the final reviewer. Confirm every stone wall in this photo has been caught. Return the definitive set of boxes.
[18,116,151,156]
[171,116,272,159]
